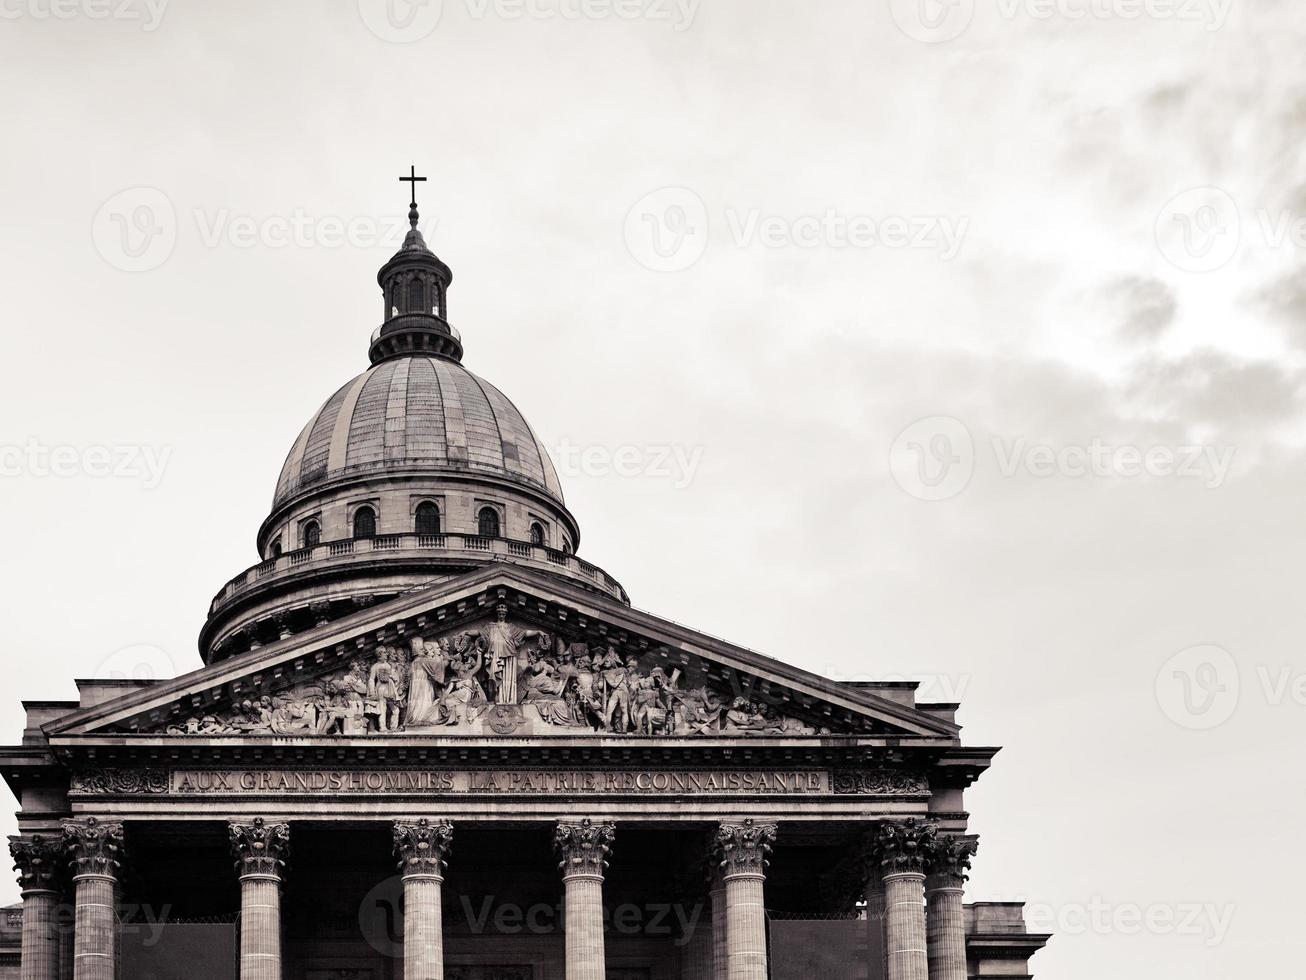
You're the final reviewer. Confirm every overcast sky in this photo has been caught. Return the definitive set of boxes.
[2,1,1304,977]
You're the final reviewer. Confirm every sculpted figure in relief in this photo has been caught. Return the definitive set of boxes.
[367,646,406,733]
[440,640,488,725]
[406,636,451,726]
[463,602,546,705]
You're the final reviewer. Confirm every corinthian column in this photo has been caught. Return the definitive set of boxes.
[714,820,777,980]
[230,818,290,980]
[554,819,615,980]
[9,835,65,980]
[925,835,977,980]
[394,820,454,980]
[876,820,935,980]
[62,819,123,980]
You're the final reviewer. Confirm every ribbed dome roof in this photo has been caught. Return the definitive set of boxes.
[274,355,563,506]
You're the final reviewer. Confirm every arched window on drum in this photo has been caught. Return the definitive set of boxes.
[415,501,441,536]
[353,506,377,540]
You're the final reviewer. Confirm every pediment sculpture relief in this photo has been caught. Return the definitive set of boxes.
[157,604,834,738]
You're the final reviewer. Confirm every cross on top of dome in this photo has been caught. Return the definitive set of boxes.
[400,163,427,216]
[371,164,460,364]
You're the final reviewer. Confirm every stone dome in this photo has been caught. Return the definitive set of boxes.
[200,182,625,666]
[273,355,564,509]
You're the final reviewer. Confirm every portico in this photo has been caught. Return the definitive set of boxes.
[8,811,981,980]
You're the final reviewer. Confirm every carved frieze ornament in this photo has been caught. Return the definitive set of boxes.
[715,819,779,878]
[150,611,837,740]
[70,769,169,796]
[831,770,930,796]
[927,834,978,885]
[393,818,454,877]
[62,818,124,879]
[8,835,64,892]
[554,819,615,878]
[875,818,937,876]
[229,817,291,878]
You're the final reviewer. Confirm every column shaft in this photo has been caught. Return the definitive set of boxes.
[925,882,966,980]
[722,873,767,980]
[19,890,60,980]
[562,873,606,980]
[678,894,713,980]
[238,873,282,980]
[883,872,928,980]
[58,909,75,980]
[71,875,117,980]
[404,874,445,980]
[709,878,727,980]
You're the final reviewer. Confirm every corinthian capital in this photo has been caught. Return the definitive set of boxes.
[715,819,778,878]
[394,819,454,878]
[9,835,64,892]
[927,834,978,886]
[554,819,615,879]
[62,818,124,879]
[875,818,937,876]
[230,818,290,879]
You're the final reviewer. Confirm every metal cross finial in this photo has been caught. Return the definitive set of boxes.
[400,164,427,210]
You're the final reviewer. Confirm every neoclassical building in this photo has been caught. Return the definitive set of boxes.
[2,185,1049,980]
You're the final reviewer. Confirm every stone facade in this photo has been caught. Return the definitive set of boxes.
[0,185,1049,979]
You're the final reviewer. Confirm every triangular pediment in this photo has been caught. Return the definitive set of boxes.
[48,566,959,741]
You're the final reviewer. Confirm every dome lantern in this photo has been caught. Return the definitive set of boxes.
[370,166,462,365]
